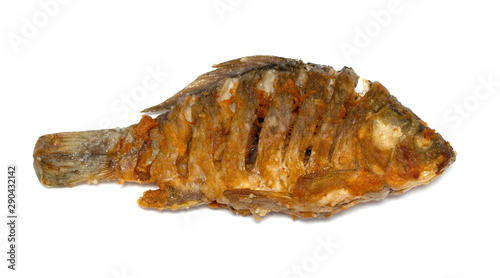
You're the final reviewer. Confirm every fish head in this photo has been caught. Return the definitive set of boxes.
[358,83,456,190]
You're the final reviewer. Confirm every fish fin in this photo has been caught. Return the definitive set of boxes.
[223,188,293,220]
[141,55,294,112]
[137,186,206,210]
[291,169,357,204]
[33,129,125,187]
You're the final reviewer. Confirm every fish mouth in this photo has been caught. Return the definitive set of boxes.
[437,145,456,175]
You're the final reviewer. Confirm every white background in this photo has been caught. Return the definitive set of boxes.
[1,1,499,277]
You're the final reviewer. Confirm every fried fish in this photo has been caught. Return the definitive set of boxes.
[33,56,455,220]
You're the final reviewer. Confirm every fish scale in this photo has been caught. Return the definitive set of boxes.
[33,56,455,220]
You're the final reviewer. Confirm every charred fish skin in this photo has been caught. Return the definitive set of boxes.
[33,56,455,220]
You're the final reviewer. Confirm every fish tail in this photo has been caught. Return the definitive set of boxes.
[33,128,128,187]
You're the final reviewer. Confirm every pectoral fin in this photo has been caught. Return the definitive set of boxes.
[292,170,357,204]
[137,185,207,210]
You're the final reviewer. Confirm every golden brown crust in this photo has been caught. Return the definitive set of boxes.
[33,56,456,220]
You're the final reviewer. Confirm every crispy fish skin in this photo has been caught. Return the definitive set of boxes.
[33,56,456,219]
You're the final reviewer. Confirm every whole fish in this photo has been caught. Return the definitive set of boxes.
[33,56,455,220]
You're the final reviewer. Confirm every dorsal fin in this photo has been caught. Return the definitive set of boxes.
[142,55,294,112]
